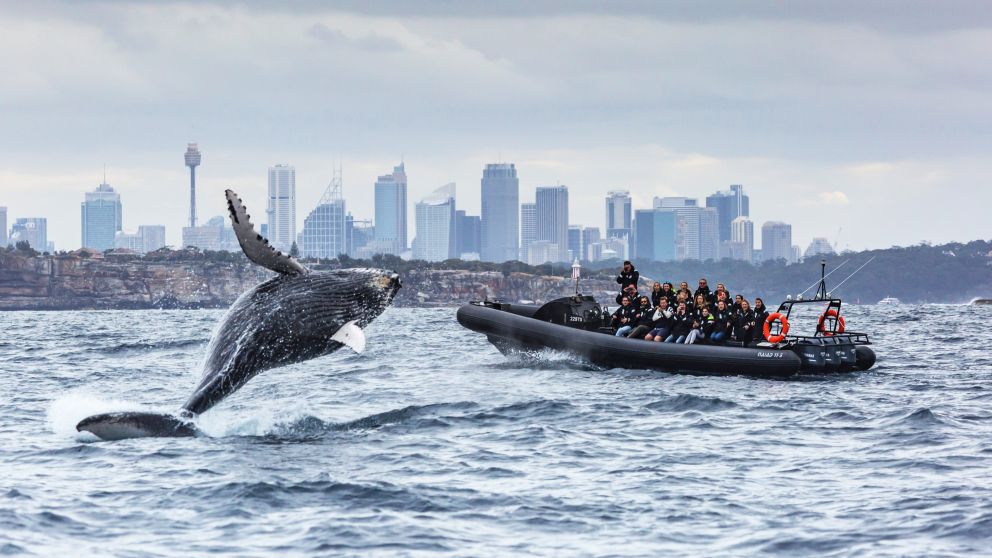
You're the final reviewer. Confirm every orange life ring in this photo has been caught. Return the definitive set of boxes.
[763,312,790,343]
[818,308,846,336]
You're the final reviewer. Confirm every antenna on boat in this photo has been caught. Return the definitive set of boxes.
[571,259,581,295]
[798,259,849,298]
[814,259,828,300]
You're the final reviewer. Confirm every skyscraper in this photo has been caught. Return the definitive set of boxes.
[581,227,601,261]
[654,197,701,261]
[731,217,754,263]
[374,162,408,255]
[455,210,481,258]
[139,225,166,253]
[568,225,583,261]
[9,218,47,251]
[632,209,677,262]
[480,163,519,262]
[519,202,536,262]
[536,185,569,263]
[0,207,7,247]
[301,174,347,259]
[761,221,793,262]
[413,183,456,262]
[605,190,632,239]
[267,164,297,251]
[705,184,749,243]
[81,183,123,251]
[804,237,836,258]
[185,143,201,228]
[699,207,720,262]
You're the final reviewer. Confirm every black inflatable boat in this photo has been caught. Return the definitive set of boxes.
[457,266,876,378]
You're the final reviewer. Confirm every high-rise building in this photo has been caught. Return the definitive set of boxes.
[455,210,481,258]
[804,237,836,259]
[761,221,793,263]
[301,175,347,260]
[9,218,47,251]
[520,202,536,262]
[267,164,297,252]
[535,185,569,263]
[480,163,519,262]
[185,143,201,228]
[705,184,749,243]
[0,207,7,247]
[568,225,583,262]
[632,209,677,262]
[527,240,559,266]
[653,197,702,261]
[699,207,720,262]
[139,225,166,253]
[413,183,456,262]
[81,183,123,252]
[374,162,408,256]
[345,214,374,257]
[605,190,632,239]
[581,227,601,261]
[731,217,754,263]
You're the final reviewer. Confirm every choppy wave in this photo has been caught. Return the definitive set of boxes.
[3,305,992,556]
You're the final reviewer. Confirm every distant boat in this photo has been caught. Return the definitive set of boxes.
[972,298,992,306]
[877,296,902,305]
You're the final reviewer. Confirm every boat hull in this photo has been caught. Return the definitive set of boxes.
[457,303,804,378]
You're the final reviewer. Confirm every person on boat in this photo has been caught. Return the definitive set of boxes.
[694,278,713,305]
[665,302,692,343]
[714,283,731,305]
[650,282,664,308]
[685,305,715,344]
[625,296,656,339]
[677,281,692,301]
[714,289,731,314]
[660,282,677,307]
[645,297,674,341]
[733,298,757,344]
[733,294,745,314]
[615,261,640,304]
[710,299,733,344]
[692,293,708,318]
[612,296,640,337]
[753,298,769,343]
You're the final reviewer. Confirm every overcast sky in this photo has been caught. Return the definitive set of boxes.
[2,0,990,252]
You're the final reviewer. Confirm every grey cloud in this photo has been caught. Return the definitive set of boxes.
[306,22,403,52]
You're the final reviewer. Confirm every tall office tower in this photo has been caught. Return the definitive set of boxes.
[301,173,347,259]
[535,185,569,262]
[761,221,793,263]
[185,143,201,228]
[804,237,836,258]
[267,164,297,251]
[605,190,632,239]
[705,184,749,243]
[731,217,754,263]
[632,209,677,262]
[480,163,519,262]
[374,162,408,255]
[9,218,47,250]
[413,183,457,262]
[344,214,374,257]
[567,225,583,261]
[581,227,601,261]
[455,210,481,258]
[653,197,702,261]
[519,202,536,262]
[0,207,7,247]
[81,183,123,251]
[699,207,720,262]
[138,225,166,253]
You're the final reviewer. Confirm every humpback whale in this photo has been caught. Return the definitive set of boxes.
[76,190,401,440]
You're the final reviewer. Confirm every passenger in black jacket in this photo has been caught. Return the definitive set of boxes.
[710,300,733,344]
[615,261,640,304]
[626,296,656,339]
[612,296,640,337]
[733,299,757,344]
[645,298,674,341]
[753,298,769,344]
[693,278,713,305]
[649,282,664,308]
[660,282,677,307]
[665,302,692,343]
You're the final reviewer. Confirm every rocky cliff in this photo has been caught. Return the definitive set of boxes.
[0,250,616,311]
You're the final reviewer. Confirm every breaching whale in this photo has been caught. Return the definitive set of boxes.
[76,190,401,440]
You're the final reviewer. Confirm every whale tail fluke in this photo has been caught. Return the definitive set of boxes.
[76,411,200,441]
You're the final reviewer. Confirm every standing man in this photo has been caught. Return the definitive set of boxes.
[616,260,640,304]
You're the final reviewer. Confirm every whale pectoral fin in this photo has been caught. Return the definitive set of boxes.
[331,320,366,354]
[76,411,199,441]
[225,189,309,276]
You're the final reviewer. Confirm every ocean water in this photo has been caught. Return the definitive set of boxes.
[1,305,991,556]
